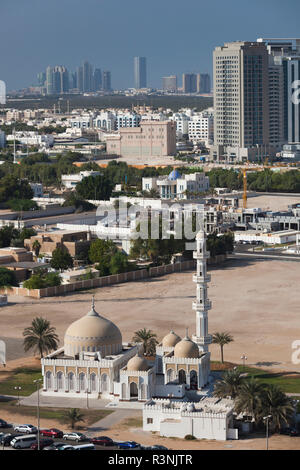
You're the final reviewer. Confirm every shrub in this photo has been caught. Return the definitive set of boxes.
[184,434,196,440]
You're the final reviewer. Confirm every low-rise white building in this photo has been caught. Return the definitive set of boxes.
[6,131,54,148]
[61,170,100,189]
[188,111,214,145]
[234,230,300,245]
[142,169,210,200]
[29,183,43,198]
[143,398,238,441]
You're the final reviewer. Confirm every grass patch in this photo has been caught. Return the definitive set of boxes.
[0,400,113,427]
[121,417,143,428]
[0,367,42,396]
[215,363,300,393]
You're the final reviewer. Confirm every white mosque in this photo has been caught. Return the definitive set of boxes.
[41,229,238,440]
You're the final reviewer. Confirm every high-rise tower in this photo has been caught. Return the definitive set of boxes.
[134,57,147,89]
[192,229,212,353]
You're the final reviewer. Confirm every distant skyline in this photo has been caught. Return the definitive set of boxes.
[1,0,300,91]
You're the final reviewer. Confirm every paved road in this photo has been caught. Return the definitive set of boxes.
[87,408,139,434]
[231,251,300,263]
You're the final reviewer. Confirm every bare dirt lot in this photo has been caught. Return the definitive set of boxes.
[246,193,300,212]
[1,257,300,374]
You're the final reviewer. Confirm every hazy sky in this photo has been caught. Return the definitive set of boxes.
[1,0,300,90]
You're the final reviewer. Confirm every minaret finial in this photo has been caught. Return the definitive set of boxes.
[92,295,95,309]
[185,327,189,338]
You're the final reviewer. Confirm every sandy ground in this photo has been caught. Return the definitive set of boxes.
[1,257,300,373]
[246,193,300,212]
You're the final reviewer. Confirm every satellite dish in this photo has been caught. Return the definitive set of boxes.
[0,340,6,366]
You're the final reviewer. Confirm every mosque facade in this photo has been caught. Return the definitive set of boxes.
[41,229,218,404]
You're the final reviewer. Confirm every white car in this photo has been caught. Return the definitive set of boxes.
[62,432,88,442]
[13,424,37,434]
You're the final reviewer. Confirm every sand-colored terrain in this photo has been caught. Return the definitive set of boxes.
[1,257,300,373]
[246,193,300,212]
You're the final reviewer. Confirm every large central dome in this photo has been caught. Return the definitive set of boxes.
[64,298,122,357]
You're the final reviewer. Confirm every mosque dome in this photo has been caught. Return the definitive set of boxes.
[168,169,181,180]
[127,354,149,372]
[64,298,122,356]
[162,331,181,348]
[174,336,199,359]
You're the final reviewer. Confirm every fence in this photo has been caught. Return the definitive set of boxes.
[0,255,226,299]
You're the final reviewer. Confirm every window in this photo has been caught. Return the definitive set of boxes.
[147,418,153,424]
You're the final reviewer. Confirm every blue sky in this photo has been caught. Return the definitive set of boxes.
[0,0,299,90]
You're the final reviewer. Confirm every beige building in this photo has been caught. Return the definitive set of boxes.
[106,121,176,158]
[212,41,270,162]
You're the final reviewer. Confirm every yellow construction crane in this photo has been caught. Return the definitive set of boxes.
[243,169,247,209]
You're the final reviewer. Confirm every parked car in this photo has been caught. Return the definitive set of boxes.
[13,424,37,434]
[40,428,63,438]
[0,419,12,429]
[43,442,66,451]
[150,445,169,450]
[280,427,300,436]
[0,433,22,447]
[31,438,54,450]
[10,434,37,449]
[56,444,75,450]
[70,443,95,450]
[117,441,140,449]
[62,432,89,442]
[91,436,114,446]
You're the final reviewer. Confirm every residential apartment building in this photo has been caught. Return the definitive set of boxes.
[162,75,177,92]
[211,41,270,162]
[188,111,214,145]
[182,73,197,93]
[46,66,69,95]
[106,121,176,158]
[197,73,211,93]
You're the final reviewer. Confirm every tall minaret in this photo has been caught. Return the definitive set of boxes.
[192,229,212,352]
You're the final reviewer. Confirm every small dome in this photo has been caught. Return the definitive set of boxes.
[168,169,181,180]
[162,330,181,348]
[127,354,149,372]
[174,336,199,359]
[64,297,122,356]
[187,403,195,412]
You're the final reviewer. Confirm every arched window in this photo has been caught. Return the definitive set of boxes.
[167,368,174,383]
[190,370,198,390]
[46,371,53,389]
[178,369,186,384]
[79,373,86,391]
[90,373,96,392]
[68,372,75,391]
[101,374,108,392]
[130,382,138,398]
[57,371,64,390]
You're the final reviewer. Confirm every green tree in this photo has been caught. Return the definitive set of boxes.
[109,251,135,275]
[213,369,245,399]
[0,225,20,248]
[261,385,294,431]
[234,378,266,423]
[23,317,59,358]
[50,247,73,271]
[23,271,61,289]
[212,332,234,363]
[132,328,158,356]
[0,175,33,203]
[0,267,18,287]
[89,239,117,275]
[75,174,113,200]
[32,240,41,257]
[63,408,85,430]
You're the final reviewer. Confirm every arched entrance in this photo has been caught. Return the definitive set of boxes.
[101,374,108,393]
[68,372,75,391]
[79,373,86,391]
[178,369,186,384]
[57,371,64,390]
[130,382,138,399]
[190,370,198,390]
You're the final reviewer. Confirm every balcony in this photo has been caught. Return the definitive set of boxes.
[192,300,212,311]
[193,251,210,260]
[193,274,211,284]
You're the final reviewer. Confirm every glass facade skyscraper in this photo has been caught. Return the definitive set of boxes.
[134,56,147,89]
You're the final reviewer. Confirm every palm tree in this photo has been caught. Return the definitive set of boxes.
[234,378,265,423]
[213,369,245,399]
[63,408,85,430]
[212,332,234,363]
[23,317,59,358]
[261,385,294,431]
[132,328,158,356]
[32,240,41,258]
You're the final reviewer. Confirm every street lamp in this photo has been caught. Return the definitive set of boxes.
[263,415,272,450]
[241,354,247,371]
[33,379,42,451]
[14,386,22,406]
[86,388,89,409]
